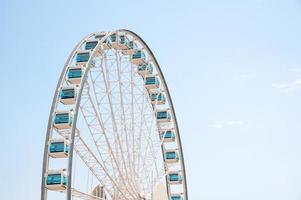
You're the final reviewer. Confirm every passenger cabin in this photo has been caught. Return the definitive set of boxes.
[76,51,90,63]
[110,33,120,49]
[119,35,131,50]
[137,63,153,76]
[53,110,73,129]
[85,40,98,50]
[122,41,137,55]
[145,76,160,90]
[150,92,166,105]
[46,169,68,190]
[156,110,172,122]
[165,150,179,163]
[132,50,146,64]
[171,195,183,200]
[60,86,76,105]
[67,67,82,84]
[168,171,182,184]
[160,130,176,142]
[48,139,69,158]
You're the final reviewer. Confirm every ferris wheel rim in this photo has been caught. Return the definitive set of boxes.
[41,30,188,200]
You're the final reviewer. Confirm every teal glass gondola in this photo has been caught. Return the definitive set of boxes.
[49,139,69,158]
[150,93,165,104]
[45,170,68,190]
[68,68,82,79]
[132,50,146,64]
[49,142,69,154]
[111,33,123,48]
[47,174,68,185]
[169,173,181,182]
[145,76,160,87]
[132,50,145,59]
[119,35,132,49]
[67,68,82,84]
[161,131,176,140]
[110,33,117,42]
[54,113,70,124]
[76,52,90,63]
[60,88,75,99]
[120,35,128,45]
[156,111,171,120]
[137,63,153,75]
[85,41,98,50]
[120,35,126,43]
[165,151,178,160]
[53,111,73,129]
[122,40,137,55]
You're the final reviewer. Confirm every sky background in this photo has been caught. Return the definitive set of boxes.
[1,0,301,199]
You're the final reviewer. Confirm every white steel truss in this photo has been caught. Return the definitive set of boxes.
[41,30,188,200]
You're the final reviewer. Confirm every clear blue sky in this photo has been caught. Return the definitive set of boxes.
[1,0,301,199]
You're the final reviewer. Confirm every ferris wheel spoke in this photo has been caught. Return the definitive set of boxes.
[80,82,118,180]
[72,126,135,200]
[100,52,141,197]
[130,59,137,183]
[101,54,122,161]
[133,115,160,194]
[79,88,140,200]
[134,86,147,186]
[88,70,116,153]
[72,135,113,198]
[144,112,162,180]
[86,65,126,184]
[115,50,138,191]
[81,84,140,200]
[131,79,150,188]
[137,107,160,184]
[90,55,138,193]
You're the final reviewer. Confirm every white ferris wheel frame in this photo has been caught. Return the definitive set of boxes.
[41,29,188,200]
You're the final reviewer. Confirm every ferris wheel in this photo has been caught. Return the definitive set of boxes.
[41,30,188,200]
